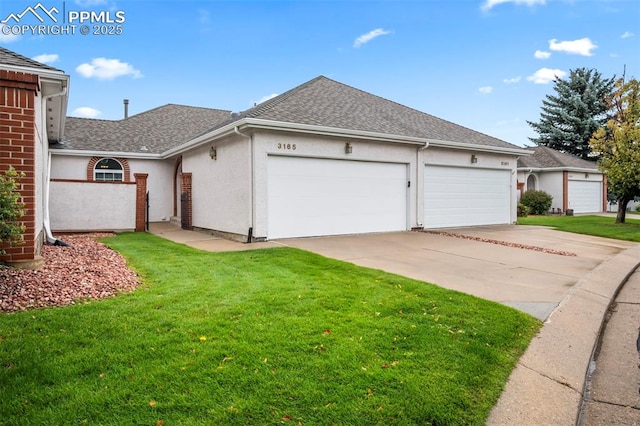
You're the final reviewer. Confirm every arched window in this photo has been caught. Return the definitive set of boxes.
[526,174,537,191]
[94,158,124,181]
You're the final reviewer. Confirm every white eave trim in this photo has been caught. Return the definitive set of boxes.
[161,117,532,157]
[0,63,67,80]
[50,148,162,159]
[517,166,601,173]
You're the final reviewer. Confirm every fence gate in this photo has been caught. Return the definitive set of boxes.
[180,192,190,230]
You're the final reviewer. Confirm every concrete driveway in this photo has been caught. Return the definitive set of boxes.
[277,225,635,320]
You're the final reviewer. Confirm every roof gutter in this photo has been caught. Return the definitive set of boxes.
[41,75,69,143]
[517,166,600,173]
[50,148,162,159]
[161,117,530,158]
[426,139,531,156]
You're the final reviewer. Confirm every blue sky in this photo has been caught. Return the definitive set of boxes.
[1,0,639,147]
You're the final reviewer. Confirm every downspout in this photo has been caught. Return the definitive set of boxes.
[234,126,254,243]
[43,83,69,246]
[415,141,429,228]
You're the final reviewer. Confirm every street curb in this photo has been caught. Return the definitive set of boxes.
[487,244,640,425]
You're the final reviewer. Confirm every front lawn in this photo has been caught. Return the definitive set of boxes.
[518,214,640,242]
[0,233,540,425]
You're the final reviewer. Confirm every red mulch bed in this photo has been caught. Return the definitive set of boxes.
[0,234,140,312]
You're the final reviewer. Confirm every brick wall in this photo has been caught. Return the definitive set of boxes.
[0,70,39,265]
[134,173,148,232]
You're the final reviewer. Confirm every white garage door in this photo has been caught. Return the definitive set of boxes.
[568,180,602,213]
[424,165,511,228]
[267,156,407,239]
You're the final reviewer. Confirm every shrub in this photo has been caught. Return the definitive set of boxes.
[520,190,553,215]
[517,203,529,217]
[0,167,25,253]
[635,204,640,213]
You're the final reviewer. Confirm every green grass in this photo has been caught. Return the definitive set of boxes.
[0,233,540,425]
[518,214,640,242]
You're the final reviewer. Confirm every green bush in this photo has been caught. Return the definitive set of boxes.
[0,166,25,253]
[520,190,553,215]
[635,204,640,213]
[517,203,529,217]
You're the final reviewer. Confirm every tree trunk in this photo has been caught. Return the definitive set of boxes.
[616,196,630,223]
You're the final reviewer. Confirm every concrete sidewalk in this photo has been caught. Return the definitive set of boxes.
[148,222,640,424]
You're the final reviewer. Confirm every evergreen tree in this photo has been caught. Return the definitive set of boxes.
[528,68,615,160]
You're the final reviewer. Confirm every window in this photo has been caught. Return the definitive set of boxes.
[94,158,124,181]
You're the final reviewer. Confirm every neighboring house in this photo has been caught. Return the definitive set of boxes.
[517,146,606,214]
[0,47,69,268]
[53,75,529,241]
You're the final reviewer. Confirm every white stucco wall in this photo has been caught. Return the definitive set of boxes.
[538,172,564,211]
[424,148,519,224]
[251,130,419,239]
[127,158,175,222]
[182,134,251,236]
[49,181,136,231]
[50,154,175,222]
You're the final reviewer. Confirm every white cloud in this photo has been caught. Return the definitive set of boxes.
[32,53,59,64]
[478,86,494,94]
[71,107,102,118]
[621,31,634,39]
[353,28,392,48]
[527,67,567,84]
[503,76,521,84]
[0,24,20,43]
[534,50,551,59]
[76,58,143,80]
[481,0,545,12]
[549,38,597,56]
[252,93,278,106]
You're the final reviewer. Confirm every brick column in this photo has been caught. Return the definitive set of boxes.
[0,71,40,268]
[134,173,148,232]
[180,172,192,230]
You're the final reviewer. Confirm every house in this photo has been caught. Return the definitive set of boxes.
[0,47,69,268]
[517,146,606,214]
[52,75,530,242]
[2,46,532,263]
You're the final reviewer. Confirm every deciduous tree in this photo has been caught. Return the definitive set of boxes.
[590,77,640,223]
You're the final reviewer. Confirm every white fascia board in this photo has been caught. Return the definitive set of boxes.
[0,63,67,80]
[517,166,601,173]
[242,118,430,145]
[426,139,531,156]
[50,149,162,160]
[160,117,533,158]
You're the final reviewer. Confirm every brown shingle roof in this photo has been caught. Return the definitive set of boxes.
[58,104,232,154]
[214,75,520,149]
[0,47,63,72]
[518,146,599,170]
[59,75,523,155]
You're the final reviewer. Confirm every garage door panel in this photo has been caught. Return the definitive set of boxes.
[424,165,511,228]
[268,156,407,239]
[568,180,602,213]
